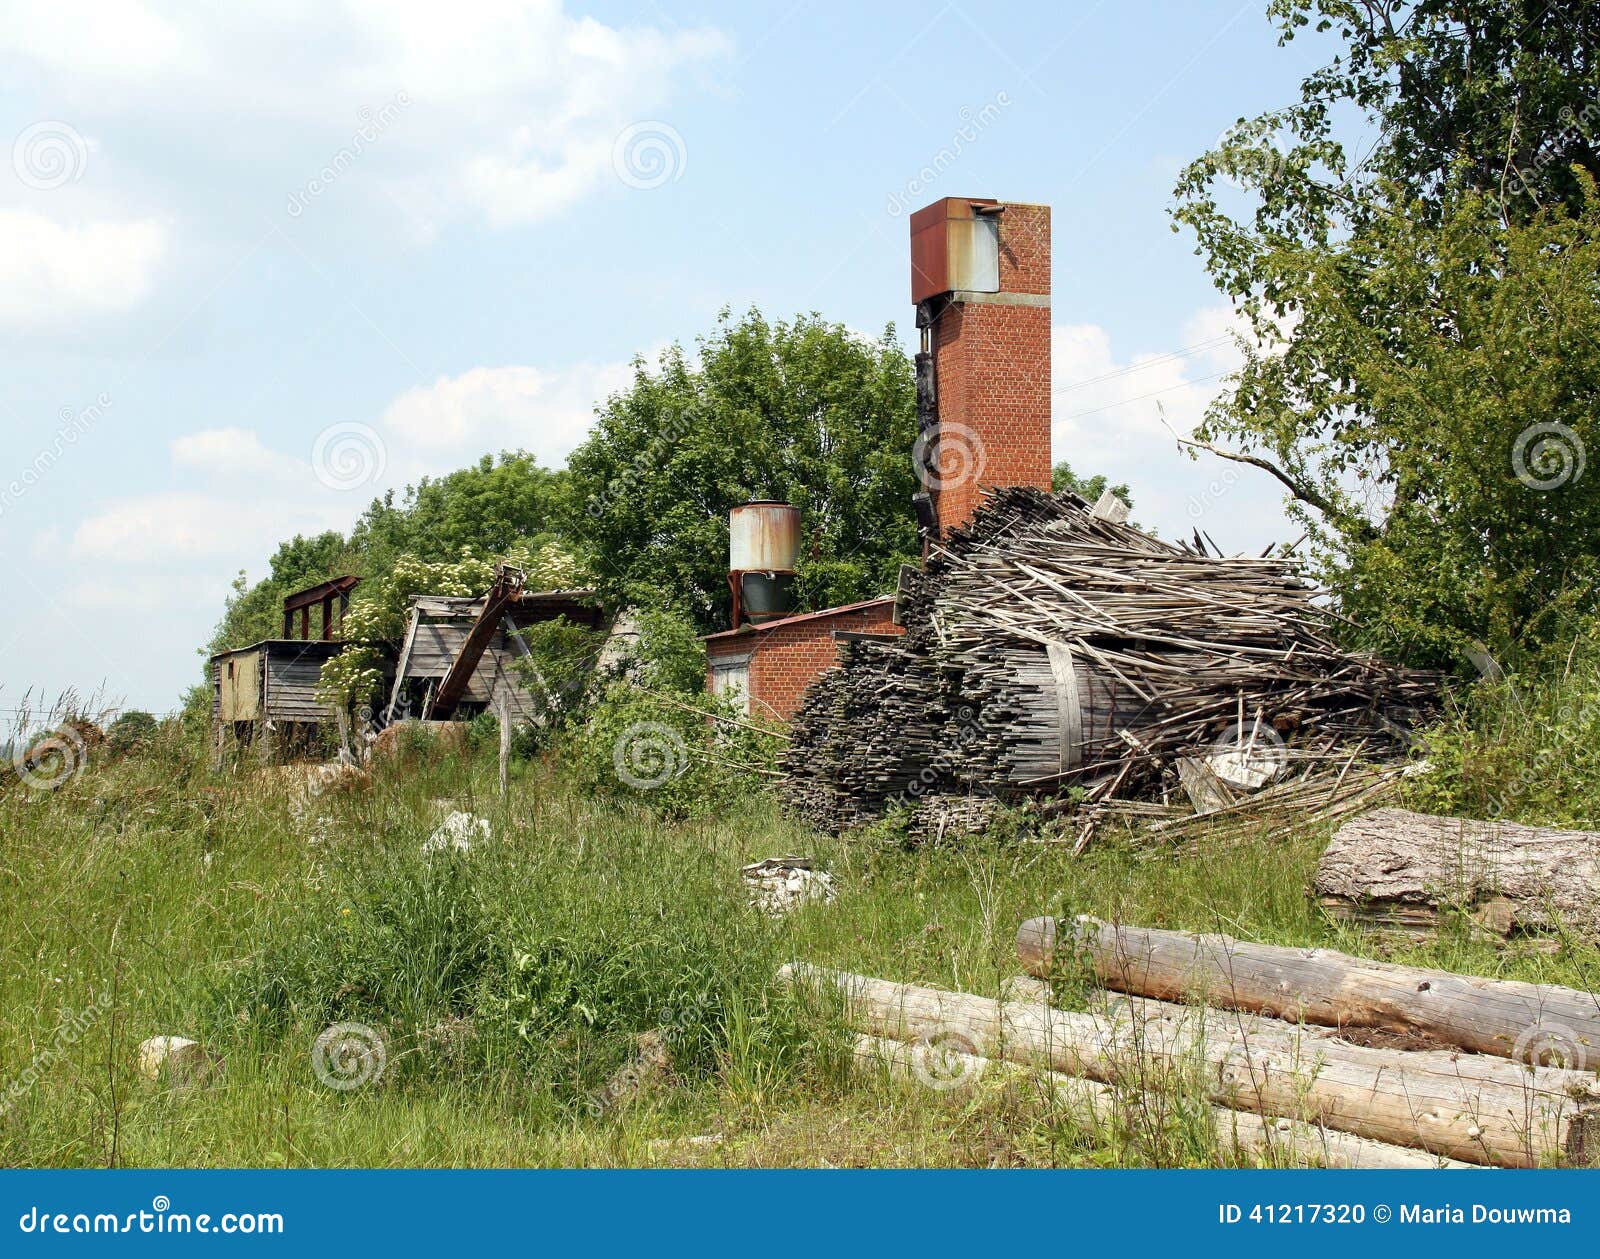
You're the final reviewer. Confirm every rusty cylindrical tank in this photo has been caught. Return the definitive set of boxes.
[729,501,800,625]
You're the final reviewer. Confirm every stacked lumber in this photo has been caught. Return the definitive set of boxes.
[782,486,1434,836]
[1314,807,1600,943]
[789,956,1600,1168]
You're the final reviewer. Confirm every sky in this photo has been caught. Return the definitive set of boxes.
[0,0,1333,713]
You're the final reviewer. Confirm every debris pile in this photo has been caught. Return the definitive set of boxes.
[741,857,837,916]
[423,810,490,854]
[783,487,1434,839]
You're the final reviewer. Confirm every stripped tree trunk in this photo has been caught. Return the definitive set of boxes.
[1314,808,1600,942]
[852,1033,1475,1169]
[783,962,1600,1168]
[1016,915,1600,1067]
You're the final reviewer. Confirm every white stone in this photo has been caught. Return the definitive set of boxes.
[423,810,490,854]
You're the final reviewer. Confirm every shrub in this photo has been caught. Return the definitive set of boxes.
[1406,617,1600,828]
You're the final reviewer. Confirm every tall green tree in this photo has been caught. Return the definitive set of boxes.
[1173,1,1600,664]
[564,309,919,626]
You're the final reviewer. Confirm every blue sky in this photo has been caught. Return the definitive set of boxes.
[0,1,1330,712]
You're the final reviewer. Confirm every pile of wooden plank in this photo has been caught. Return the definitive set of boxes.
[782,486,1434,837]
[786,913,1600,1168]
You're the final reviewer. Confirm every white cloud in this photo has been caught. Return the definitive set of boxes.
[1,2,729,229]
[65,350,638,577]
[0,211,167,325]
[380,361,634,464]
[1050,305,1296,550]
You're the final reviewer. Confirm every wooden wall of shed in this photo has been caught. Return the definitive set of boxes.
[397,615,541,721]
[217,651,263,722]
[263,646,336,723]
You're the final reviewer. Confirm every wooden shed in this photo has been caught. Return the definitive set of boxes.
[385,589,605,723]
[211,638,345,753]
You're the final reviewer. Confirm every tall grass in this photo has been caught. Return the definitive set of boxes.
[5,675,1600,1168]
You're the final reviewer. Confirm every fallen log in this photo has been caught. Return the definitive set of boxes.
[1314,808,1600,942]
[1016,915,1600,1067]
[852,1033,1475,1169]
[783,962,1600,1167]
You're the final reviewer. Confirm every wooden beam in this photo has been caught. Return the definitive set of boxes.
[1018,915,1600,1066]
[785,962,1600,1168]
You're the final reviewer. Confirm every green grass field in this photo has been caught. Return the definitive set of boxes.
[4,726,1597,1169]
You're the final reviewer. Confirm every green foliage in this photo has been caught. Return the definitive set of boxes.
[350,453,572,572]
[511,617,608,735]
[564,683,779,820]
[1051,461,1133,511]
[1406,618,1600,829]
[106,710,159,755]
[206,800,812,1105]
[563,309,918,628]
[1174,6,1600,664]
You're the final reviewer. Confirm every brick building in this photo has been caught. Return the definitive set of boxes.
[704,194,1051,724]
[705,598,900,723]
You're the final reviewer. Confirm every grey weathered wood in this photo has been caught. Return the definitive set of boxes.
[785,962,1600,1168]
[1018,915,1600,1065]
[852,1033,1475,1169]
[1315,808,1600,942]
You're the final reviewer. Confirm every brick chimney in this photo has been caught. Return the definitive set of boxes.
[909,197,1052,539]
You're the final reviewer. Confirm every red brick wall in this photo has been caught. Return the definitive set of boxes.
[706,601,902,724]
[929,201,1052,537]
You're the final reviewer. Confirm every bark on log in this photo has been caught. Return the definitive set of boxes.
[1017,915,1600,1067]
[852,1033,1475,1169]
[1314,808,1600,942]
[783,962,1600,1167]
